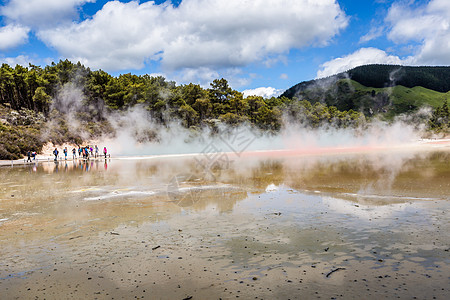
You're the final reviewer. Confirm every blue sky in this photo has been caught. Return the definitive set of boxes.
[1,0,449,97]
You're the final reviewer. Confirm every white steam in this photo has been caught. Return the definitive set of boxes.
[43,80,428,157]
[100,112,423,158]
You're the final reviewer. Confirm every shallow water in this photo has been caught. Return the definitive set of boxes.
[0,149,449,299]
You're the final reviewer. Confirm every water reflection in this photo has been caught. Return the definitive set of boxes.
[0,149,449,299]
[0,150,447,235]
[1,150,449,205]
[40,158,112,173]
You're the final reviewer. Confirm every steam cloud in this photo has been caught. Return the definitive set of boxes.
[44,80,428,158]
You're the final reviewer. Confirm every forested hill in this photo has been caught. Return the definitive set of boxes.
[282,65,450,99]
[347,65,450,92]
[0,60,369,159]
[280,64,450,117]
[0,61,448,160]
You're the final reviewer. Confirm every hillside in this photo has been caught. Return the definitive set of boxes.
[0,60,366,160]
[0,61,448,160]
[281,65,450,117]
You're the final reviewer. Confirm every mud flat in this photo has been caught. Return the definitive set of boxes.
[0,147,449,299]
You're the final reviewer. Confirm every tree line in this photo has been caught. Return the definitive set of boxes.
[347,65,450,93]
[1,60,446,160]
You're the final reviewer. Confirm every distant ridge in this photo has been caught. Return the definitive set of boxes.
[281,64,450,117]
[282,65,450,99]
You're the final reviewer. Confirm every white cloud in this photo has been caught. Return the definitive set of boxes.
[37,0,348,74]
[0,54,33,66]
[0,0,94,28]
[172,67,220,88]
[317,0,450,80]
[263,55,288,68]
[280,73,289,80]
[171,67,254,88]
[242,87,283,98]
[359,26,384,44]
[317,47,403,78]
[0,24,29,50]
[386,0,450,65]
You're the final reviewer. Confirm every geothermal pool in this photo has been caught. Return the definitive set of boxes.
[0,148,449,299]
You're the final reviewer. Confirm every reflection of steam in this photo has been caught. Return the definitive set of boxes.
[282,150,448,202]
[167,173,243,208]
[84,190,156,201]
[355,150,417,197]
[167,173,199,203]
[169,185,242,208]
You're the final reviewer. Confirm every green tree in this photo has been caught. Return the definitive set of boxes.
[429,100,449,132]
[181,83,206,106]
[209,78,232,103]
[192,97,212,120]
[32,87,51,113]
[178,104,199,128]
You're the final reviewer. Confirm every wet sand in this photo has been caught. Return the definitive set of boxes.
[0,147,449,299]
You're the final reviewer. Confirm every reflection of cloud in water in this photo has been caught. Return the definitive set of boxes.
[168,185,247,211]
[322,196,410,221]
[265,183,279,192]
[84,190,156,201]
[342,192,440,203]
[71,187,104,193]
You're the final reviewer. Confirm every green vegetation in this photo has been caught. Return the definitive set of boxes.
[0,119,44,160]
[281,65,450,120]
[0,61,448,160]
[347,65,450,92]
[429,100,449,132]
[0,60,366,160]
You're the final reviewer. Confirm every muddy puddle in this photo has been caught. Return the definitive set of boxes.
[0,149,449,299]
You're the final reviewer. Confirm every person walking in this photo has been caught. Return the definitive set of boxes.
[27,150,32,162]
[72,148,76,160]
[103,146,107,158]
[53,148,59,161]
[95,145,99,158]
[63,147,68,160]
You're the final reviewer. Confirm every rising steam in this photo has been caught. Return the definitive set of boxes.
[43,79,428,157]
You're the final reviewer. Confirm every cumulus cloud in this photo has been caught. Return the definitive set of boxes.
[172,67,220,87]
[37,0,348,74]
[317,47,403,78]
[316,0,450,79]
[0,0,94,28]
[0,24,29,50]
[386,0,450,65]
[242,87,283,98]
[0,54,34,66]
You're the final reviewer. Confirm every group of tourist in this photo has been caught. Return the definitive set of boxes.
[52,145,108,161]
[26,150,37,162]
